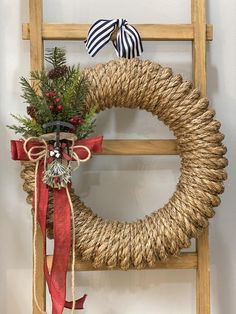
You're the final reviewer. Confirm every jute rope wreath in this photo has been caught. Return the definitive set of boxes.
[21,58,227,270]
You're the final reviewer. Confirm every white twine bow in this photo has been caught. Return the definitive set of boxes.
[24,137,91,171]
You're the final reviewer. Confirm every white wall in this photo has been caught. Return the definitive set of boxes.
[0,0,235,313]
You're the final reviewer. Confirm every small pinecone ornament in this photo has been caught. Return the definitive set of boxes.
[48,65,68,79]
[43,160,72,188]
[27,105,36,119]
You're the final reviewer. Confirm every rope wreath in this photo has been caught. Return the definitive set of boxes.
[20,59,227,270]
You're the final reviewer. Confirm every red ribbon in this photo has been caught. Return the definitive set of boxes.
[11,136,103,313]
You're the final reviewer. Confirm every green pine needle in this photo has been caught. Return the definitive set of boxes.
[76,106,97,139]
[8,47,96,139]
[8,114,44,138]
[45,47,66,68]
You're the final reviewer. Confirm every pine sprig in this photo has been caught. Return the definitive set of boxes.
[21,74,53,121]
[9,47,96,139]
[63,66,81,106]
[30,70,53,94]
[8,114,44,137]
[45,47,66,68]
[20,76,41,107]
[73,76,89,111]
[76,106,97,139]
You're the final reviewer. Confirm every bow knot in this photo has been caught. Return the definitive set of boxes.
[85,18,143,58]
[117,18,127,28]
[23,137,91,189]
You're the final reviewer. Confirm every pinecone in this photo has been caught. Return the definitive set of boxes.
[27,105,37,119]
[48,65,68,79]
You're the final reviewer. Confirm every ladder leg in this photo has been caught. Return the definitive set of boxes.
[28,0,45,311]
[192,1,210,312]
[196,228,210,314]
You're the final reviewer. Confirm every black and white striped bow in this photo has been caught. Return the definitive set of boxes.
[84,18,143,59]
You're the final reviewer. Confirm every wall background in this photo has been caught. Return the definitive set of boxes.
[0,0,235,313]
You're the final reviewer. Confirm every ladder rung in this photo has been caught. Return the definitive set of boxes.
[47,252,197,271]
[97,139,177,155]
[22,23,213,41]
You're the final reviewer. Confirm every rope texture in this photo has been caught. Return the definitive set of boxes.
[20,59,228,270]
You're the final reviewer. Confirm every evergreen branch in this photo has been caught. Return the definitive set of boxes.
[45,47,66,68]
[62,65,81,107]
[20,74,54,124]
[20,76,41,106]
[11,47,96,139]
[73,76,89,109]
[8,114,44,138]
[30,70,52,93]
[76,106,97,139]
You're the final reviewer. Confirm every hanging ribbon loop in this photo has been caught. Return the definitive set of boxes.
[85,18,143,58]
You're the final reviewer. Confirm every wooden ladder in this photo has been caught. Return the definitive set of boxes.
[22,0,212,313]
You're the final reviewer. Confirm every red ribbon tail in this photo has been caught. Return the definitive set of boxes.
[51,188,86,313]
[35,166,86,313]
[48,188,71,313]
[64,294,87,310]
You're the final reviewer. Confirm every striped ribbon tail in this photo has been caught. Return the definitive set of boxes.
[85,18,143,59]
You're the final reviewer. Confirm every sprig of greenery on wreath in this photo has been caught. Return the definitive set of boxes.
[8,47,96,139]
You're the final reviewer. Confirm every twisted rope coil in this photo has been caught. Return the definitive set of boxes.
[21,59,227,270]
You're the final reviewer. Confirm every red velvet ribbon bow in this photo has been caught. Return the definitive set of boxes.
[11,136,103,313]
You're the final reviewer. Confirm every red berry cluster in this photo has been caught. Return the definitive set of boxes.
[69,115,84,126]
[45,91,62,112]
